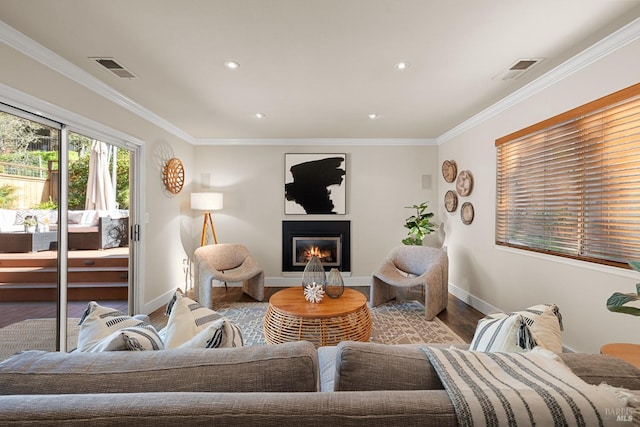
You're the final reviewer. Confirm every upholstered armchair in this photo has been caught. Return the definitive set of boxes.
[194,243,265,308]
[370,246,448,320]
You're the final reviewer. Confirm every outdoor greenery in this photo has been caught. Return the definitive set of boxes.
[402,202,436,245]
[68,147,129,210]
[1,111,129,210]
[0,184,17,208]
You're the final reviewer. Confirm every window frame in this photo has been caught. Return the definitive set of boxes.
[495,82,640,269]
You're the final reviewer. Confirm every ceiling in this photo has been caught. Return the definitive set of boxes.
[0,0,639,142]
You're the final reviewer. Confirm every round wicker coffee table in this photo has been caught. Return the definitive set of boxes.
[263,287,372,347]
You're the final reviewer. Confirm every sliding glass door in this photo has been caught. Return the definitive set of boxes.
[64,131,131,348]
[0,104,137,358]
[0,107,62,358]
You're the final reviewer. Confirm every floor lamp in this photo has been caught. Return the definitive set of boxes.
[191,192,223,246]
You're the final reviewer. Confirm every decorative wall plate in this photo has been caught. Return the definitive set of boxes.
[444,190,458,213]
[163,157,185,194]
[442,160,457,183]
[461,202,474,225]
[456,170,473,197]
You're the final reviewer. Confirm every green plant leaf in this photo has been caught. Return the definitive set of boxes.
[607,291,640,316]
[629,260,640,273]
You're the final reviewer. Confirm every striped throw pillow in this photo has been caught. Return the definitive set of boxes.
[163,289,243,349]
[470,304,563,353]
[77,301,163,352]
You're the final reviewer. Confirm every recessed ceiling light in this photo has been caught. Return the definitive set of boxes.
[368,113,379,120]
[396,62,409,70]
[224,61,240,69]
[255,113,266,119]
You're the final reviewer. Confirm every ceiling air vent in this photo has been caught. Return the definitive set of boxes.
[494,58,543,81]
[91,57,136,79]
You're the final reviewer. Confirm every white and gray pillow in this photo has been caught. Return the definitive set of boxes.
[77,301,163,352]
[163,289,243,349]
[470,303,563,353]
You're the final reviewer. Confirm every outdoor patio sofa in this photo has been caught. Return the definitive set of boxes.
[0,208,128,251]
[0,341,638,426]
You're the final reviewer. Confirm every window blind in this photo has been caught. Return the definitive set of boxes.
[495,83,640,268]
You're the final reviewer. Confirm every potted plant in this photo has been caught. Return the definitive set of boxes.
[23,215,37,233]
[607,261,640,316]
[402,202,436,246]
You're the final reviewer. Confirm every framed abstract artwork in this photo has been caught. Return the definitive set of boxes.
[284,153,346,214]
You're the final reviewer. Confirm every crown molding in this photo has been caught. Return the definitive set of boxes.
[0,82,144,147]
[0,20,195,145]
[193,137,437,146]
[437,16,640,145]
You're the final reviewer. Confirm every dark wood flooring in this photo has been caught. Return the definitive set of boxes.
[149,286,484,343]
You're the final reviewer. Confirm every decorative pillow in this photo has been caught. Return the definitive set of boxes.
[163,289,243,349]
[177,318,244,349]
[14,210,33,225]
[470,313,533,353]
[85,325,164,352]
[77,301,163,352]
[470,304,563,353]
[517,303,563,353]
[67,211,84,224]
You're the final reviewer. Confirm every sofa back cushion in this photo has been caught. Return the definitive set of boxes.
[0,341,319,394]
[558,353,640,389]
[329,341,640,392]
[332,341,467,391]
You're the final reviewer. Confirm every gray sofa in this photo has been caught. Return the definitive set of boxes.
[0,341,638,426]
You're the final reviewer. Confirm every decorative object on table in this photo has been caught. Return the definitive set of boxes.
[460,202,474,225]
[606,261,640,316]
[444,190,458,213]
[23,215,37,233]
[301,255,326,289]
[325,268,345,298]
[455,170,473,196]
[303,282,325,303]
[162,157,185,194]
[284,153,346,215]
[402,202,436,245]
[191,192,223,246]
[441,160,457,183]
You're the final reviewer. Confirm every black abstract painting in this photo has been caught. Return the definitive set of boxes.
[285,154,346,214]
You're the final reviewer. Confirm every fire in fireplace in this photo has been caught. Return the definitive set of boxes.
[282,221,350,272]
[293,237,340,267]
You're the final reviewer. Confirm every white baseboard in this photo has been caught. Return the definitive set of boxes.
[447,282,498,316]
[139,288,177,315]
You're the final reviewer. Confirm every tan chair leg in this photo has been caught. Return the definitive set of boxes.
[370,277,396,307]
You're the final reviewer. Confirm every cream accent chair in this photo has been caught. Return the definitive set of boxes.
[370,246,448,320]
[194,243,265,308]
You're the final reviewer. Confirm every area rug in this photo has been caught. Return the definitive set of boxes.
[0,300,465,361]
[0,318,80,362]
[211,300,465,346]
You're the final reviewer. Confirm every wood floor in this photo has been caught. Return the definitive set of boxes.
[149,286,484,342]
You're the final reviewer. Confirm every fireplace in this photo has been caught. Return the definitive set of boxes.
[282,221,350,272]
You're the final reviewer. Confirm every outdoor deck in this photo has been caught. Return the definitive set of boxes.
[0,247,128,328]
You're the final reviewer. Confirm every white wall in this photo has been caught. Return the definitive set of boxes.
[439,38,640,353]
[0,43,196,313]
[192,144,441,283]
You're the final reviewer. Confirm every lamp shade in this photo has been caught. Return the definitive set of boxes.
[191,192,223,211]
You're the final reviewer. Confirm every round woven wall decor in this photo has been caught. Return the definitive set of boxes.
[163,157,185,194]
